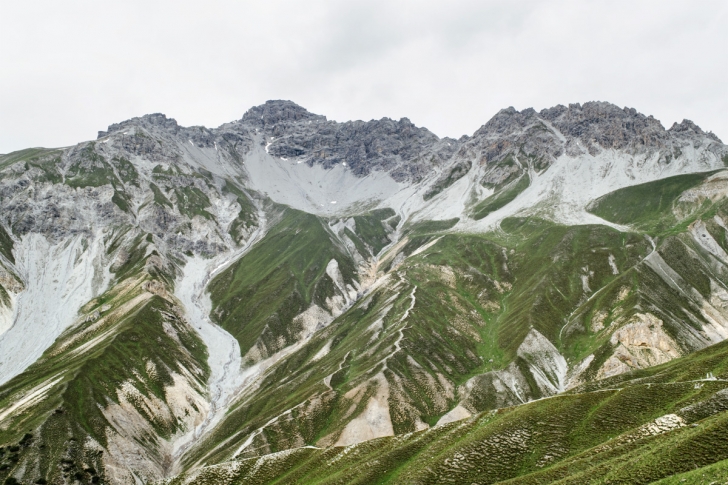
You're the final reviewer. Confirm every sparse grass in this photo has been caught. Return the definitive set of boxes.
[0,225,14,264]
[0,148,61,171]
[149,182,172,208]
[170,340,728,485]
[472,173,530,220]
[222,181,258,241]
[423,160,472,201]
[0,247,208,484]
[174,186,214,220]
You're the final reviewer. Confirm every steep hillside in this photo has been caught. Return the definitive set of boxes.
[170,338,728,484]
[0,100,727,484]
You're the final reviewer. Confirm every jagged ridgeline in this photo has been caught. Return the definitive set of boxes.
[0,100,727,484]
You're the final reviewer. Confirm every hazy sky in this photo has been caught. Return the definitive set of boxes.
[1,0,727,153]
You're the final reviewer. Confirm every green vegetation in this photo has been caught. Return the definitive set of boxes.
[0,148,61,171]
[350,208,396,256]
[481,155,522,189]
[110,156,139,187]
[0,148,63,184]
[587,171,718,231]
[149,182,173,208]
[654,458,728,484]
[0,225,14,264]
[2,135,728,484]
[174,186,214,220]
[404,218,459,236]
[64,144,115,189]
[209,209,357,361]
[472,173,530,220]
[222,181,258,241]
[0,241,208,484]
[497,217,649,354]
[423,160,472,200]
[170,340,728,485]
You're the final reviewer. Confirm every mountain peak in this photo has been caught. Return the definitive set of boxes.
[99,112,180,138]
[241,100,326,128]
[669,119,723,143]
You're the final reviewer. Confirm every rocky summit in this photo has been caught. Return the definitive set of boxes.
[1,100,728,484]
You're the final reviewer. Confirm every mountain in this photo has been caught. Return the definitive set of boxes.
[0,100,727,484]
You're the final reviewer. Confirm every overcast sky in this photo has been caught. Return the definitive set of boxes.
[1,0,726,153]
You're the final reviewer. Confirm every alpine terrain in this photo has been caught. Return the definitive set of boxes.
[1,100,728,484]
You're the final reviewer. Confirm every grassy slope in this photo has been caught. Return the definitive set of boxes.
[208,209,357,363]
[497,218,650,355]
[179,232,514,468]
[170,340,728,484]
[472,173,530,220]
[351,208,396,256]
[182,204,728,470]
[0,242,209,485]
[587,170,719,232]
[0,224,14,264]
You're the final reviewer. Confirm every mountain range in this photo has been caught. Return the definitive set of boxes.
[1,100,728,484]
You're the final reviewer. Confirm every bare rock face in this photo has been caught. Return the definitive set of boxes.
[1,99,725,254]
[597,313,681,379]
[240,100,458,182]
[468,102,724,168]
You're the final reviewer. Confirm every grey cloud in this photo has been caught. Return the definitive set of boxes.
[0,0,726,153]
